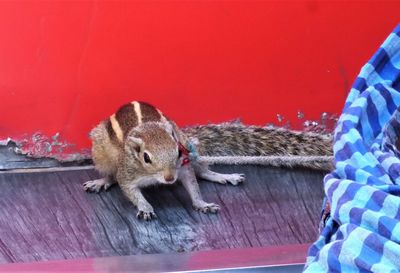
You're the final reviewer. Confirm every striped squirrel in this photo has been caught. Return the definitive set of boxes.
[84,101,245,220]
[84,101,333,220]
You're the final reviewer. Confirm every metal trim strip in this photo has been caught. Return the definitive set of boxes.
[0,244,308,273]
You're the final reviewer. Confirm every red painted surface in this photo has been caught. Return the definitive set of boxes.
[0,1,399,157]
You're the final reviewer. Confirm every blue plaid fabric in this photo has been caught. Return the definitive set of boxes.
[304,25,400,273]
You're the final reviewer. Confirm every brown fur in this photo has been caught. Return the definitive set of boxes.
[140,101,162,123]
[85,101,239,220]
[90,121,121,177]
[105,119,119,145]
[183,124,333,157]
[115,103,139,138]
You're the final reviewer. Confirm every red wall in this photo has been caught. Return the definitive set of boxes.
[0,1,399,158]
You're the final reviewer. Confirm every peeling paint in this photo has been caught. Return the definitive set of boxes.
[1,132,91,162]
[274,111,337,134]
[0,138,12,146]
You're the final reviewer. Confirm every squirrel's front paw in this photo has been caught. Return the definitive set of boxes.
[83,178,113,193]
[193,202,220,214]
[136,210,157,221]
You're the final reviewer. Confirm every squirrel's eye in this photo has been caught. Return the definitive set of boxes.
[143,152,152,164]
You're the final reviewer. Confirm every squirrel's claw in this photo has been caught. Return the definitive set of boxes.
[214,173,245,186]
[83,179,112,193]
[137,210,157,221]
[194,202,220,214]
[227,173,245,185]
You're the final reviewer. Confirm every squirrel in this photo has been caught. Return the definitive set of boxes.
[83,101,333,220]
[83,101,245,220]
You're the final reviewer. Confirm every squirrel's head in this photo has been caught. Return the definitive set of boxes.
[125,122,181,184]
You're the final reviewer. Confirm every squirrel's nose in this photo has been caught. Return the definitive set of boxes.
[164,174,175,182]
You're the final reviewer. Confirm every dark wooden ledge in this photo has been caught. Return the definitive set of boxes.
[0,165,325,266]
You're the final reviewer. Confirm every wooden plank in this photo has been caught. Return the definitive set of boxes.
[0,165,325,264]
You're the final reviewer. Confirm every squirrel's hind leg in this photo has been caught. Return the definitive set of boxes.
[179,165,220,213]
[192,162,245,186]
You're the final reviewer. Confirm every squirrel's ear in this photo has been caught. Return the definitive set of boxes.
[164,122,179,142]
[127,136,143,153]
[171,129,179,142]
[163,122,173,134]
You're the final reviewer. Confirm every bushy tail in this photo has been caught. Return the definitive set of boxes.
[182,123,333,171]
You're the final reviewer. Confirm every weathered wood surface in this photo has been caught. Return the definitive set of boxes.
[0,165,325,264]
